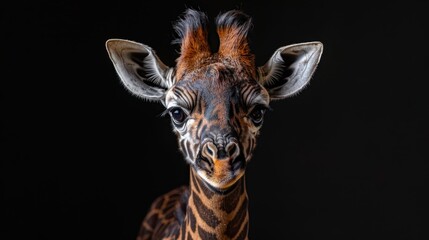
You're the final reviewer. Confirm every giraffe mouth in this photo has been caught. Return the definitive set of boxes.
[195,154,246,190]
[200,171,243,194]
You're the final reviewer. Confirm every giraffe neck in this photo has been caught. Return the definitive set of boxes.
[179,167,249,240]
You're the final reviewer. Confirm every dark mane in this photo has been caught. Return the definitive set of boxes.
[215,10,252,40]
[174,9,256,80]
[172,9,209,46]
[173,9,211,80]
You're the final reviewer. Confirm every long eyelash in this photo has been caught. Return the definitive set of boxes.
[159,108,172,117]
[252,104,272,112]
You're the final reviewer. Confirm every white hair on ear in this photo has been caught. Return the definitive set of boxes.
[142,47,174,89]
[105,39,174,101]
[257,49,285,84]
[258,42,323,99]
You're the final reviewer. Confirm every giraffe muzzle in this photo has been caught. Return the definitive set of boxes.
[196,140,245,183]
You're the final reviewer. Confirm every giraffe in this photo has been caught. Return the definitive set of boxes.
[106,9,323,240]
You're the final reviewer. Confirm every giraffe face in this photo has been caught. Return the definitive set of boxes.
[164,63,270,190]
[106,9,323,192]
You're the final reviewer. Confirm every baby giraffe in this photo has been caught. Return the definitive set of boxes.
[106,9,322,240]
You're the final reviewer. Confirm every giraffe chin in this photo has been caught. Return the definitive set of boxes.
[196,168,245,193]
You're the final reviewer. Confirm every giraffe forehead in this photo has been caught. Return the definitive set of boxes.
[177,51,257,82]
[171,61,264,104]
[167,79,266,111]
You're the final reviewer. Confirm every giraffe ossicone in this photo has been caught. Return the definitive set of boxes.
[106,8,323,240]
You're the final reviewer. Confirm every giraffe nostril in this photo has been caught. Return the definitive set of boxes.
[207,146,213,156]
[203,142,217,159]
[201,141,239,162]
[226,142,240,161]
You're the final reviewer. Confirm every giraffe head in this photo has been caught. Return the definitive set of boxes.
[106,9,323,191]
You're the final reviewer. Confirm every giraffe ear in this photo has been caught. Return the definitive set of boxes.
[105,39,174,102]
[258,42,323,100]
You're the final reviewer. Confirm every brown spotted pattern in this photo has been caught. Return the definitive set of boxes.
[139,169,249,240]
[137,186,189,240]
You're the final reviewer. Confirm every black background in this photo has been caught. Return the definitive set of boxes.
[2,1,428,239]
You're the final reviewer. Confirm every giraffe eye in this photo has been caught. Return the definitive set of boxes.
[249,106,266,125]
[169,107,187,125]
